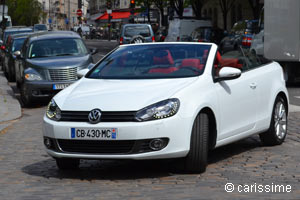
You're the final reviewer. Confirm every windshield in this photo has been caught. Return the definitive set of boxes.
[34,24,47,31]
[87,44,211,79]
[28,38,88,58]
[12,38,26,52]
[124,26,151,37]
[4,30,32,43]
[193,27,212,42]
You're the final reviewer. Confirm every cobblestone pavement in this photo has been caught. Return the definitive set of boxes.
[0,107,299,200]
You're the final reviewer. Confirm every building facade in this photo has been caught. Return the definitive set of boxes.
[38,0,89,30]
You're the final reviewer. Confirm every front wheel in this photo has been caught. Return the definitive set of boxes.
[259,96,287,146]
[20,82,33,107]
[182,113,209,173]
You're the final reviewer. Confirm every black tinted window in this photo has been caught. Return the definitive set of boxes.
[124,26,151,37]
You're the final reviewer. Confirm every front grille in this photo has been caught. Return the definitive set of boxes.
[55,138,169,154]
[57,139,135,154]
[49,67,78,81]
[60,111,137,122]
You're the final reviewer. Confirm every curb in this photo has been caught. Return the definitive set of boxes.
[0,71,22,133]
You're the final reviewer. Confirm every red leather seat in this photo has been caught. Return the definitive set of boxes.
[180,58,204,70]
[149,67,178,74]
[153,50,174,65]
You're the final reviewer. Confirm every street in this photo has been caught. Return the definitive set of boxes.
[0,40,300,199]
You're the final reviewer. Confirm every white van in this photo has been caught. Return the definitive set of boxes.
[165,18,212,42]
[0,15,12,28]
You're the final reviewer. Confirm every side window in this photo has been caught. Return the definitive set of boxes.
[213,48,247,76]
[244,50,261,70]
[21,39,29,58]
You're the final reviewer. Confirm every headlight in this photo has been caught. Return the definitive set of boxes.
[46,99,61,121]
[24,73,42,81]
[136,98,180,121]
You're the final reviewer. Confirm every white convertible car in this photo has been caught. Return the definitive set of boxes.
[43,42,288,173]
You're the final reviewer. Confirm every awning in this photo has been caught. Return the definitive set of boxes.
[96,11,138,21]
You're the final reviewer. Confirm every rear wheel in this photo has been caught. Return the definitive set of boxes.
[56,158,80,170]
[182,113,209,173]
[260,96,287,146]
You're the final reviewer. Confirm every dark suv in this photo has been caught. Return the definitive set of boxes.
[15,31,96,106]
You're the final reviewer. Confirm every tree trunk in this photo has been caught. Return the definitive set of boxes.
[223,13,227,30]
[147,0,151,23]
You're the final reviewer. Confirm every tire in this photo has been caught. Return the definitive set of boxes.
[20,82,33,107]
[259,96,287,146]
[182,113,209,173]
[56,158,80,170]
[130,35,145,44]
[7,67,15,82]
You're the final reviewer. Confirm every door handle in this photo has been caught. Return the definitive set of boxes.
[250,83,257,89]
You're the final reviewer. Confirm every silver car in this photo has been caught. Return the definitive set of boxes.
[119,24,155,45]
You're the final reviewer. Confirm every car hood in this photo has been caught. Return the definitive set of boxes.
[55,77,198,111]
[26,55,91,69]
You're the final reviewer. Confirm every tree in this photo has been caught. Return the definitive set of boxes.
[190,0,209,19]
[219,0,235,30]
[136,0,152,24]
[169,0,184,18]
[247,0,262,20]
[7,0,43,26]
[153,0,168,26]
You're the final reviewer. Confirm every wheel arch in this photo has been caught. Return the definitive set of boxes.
[199,107,217,150]
[277,91,289,115]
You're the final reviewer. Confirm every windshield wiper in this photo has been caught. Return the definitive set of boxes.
[54,53,75,56]
[31,55,50,58]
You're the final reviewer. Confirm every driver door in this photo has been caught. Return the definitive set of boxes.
[214,48,259,141]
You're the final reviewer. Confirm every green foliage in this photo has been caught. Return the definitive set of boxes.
[7,0,43,26]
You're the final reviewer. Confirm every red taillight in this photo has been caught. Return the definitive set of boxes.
[152,36,155,42]
[161,36,165,41]
[242,36,252,47]
[119,37,123,45]
[0,45,5,50]
[177,37,180,41]
[198,39,203,42]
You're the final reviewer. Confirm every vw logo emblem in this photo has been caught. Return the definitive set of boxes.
[88,109,102,124]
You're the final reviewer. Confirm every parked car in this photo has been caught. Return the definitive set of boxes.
[0,26,33,66]
[220,20,258,52]
[43,42,288,172]
[14,31,97,106]
[33,24,48,32]
[2,32,33,82]
[119,24,155,45]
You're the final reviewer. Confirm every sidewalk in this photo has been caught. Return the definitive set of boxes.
[0,71,22,133]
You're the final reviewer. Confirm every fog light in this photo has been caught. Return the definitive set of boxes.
[44,137,52,149]
[149,139,165,151]
[32,90,39,95]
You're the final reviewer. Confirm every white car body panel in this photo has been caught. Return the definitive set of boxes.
[43,42,289,160]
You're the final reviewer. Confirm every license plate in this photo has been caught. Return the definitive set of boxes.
[70,128,117,139]
[53,84,71,90]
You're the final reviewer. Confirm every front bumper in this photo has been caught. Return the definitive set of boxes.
[24,80,76,99]
[43,114,193,160]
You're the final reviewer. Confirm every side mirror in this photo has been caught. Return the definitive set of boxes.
[215,67,241,82]
[13,51,22,59]
[90,48,98,55]
[77,68,89,78]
